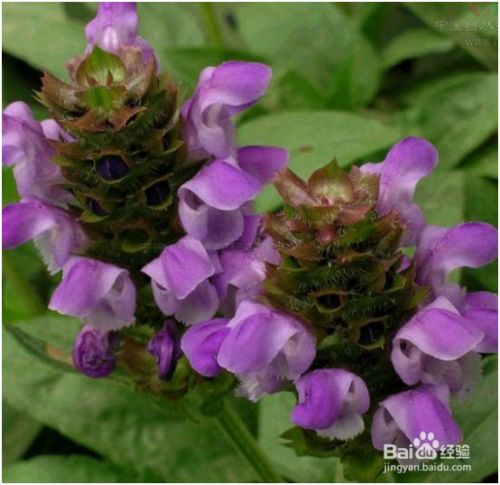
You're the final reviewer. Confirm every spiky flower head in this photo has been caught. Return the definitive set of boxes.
[183,137,498,477]
[2,3,287,393]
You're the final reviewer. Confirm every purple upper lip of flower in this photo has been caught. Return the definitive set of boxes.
[361,137,438,246]
[2,102,71,203]
[181,61,272,161]
[371,385,463,463]
[291,368,370,441]
[85,2,156,65]
[49,256,137,331]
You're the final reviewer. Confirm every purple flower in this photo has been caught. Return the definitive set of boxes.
[49,257,136,331]
[361,137,438,246]
[214,232,280,316]
[178,147,288,250]
[148,321,182,380]
[2,102,70,202]
[85,2,154,62]
[291,369,370,440]
[415,223,498,299]
[217,300,316,401]
[391,296,484,398]
[2,198,87,273]
[181,318,230,377]
[73,325,120,378]
[462,292,498,353]
[371,386,462,462]
[141,235,219,325]
[181,62,272,161]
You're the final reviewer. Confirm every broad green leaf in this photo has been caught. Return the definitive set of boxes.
[3,455,145,483]
[414,170,466,284]
[460,142,498,179]
[397,356,498,482]
[238,111,403,211]
[414,170,466,227]
[2,324,257,483]
[138,3,204,60]
[273,71,326,110]
[163,47,267,90]
[349,2,389,45]
[258,392,342,482]
[394,72,483,108]
[382,28,454,68]
[462,176,498,293]
[2,55,45,120]
[234,3,381,108]
[405,3,498,70]
[2,3,86,79]
[2,401,42,466]
[413,74,498,169]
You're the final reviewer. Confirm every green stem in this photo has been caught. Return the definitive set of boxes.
[198,2,225,49]
[2,252,46,317]
[215,402,285,483]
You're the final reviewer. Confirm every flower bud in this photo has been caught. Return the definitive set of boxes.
[148,320,182,380]
[73,325,120,378]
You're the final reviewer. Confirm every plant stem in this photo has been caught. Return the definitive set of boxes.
[198,2,225,49]
[215,402,285,483]
[2,252,45,317]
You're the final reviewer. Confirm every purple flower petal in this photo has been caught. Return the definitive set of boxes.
[416,223,498,294]
[49,257,136,331]
[371,386,462,458]
[73,325,119,378]
[391,297,484,387]
[213,248,266,316]
[3,102,69,202]
[181,318,230,377]
[2,198,87,273]
[148,320,182,380]
[164,236,215,299]
[237,146,289,186]
[85,2,155,62]
[362,137,438,245]
[217,300,315,401]
[181,61,272,160]
[178,161,261,249]
[292,369,370,441]
[462,291,498,353]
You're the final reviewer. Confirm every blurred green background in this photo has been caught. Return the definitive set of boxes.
[2,2,498,483]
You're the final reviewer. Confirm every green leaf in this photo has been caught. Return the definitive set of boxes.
[405,3,498,70]
[460,142,498,179]
[397,356,498,482]
[238,111,402,211]
[137,3,204,58]
[163,47,267,89]
[2,3,86,79]
[2,54,45,120]
[414,170,466,227]
[382,28,454,68]
[258,392,342,482]
[234,3,381,107]
[413,74,498,169]
[2,324,257,483]
[3,455,145,483]
[462,176,498,293]
[2,401,42,466]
